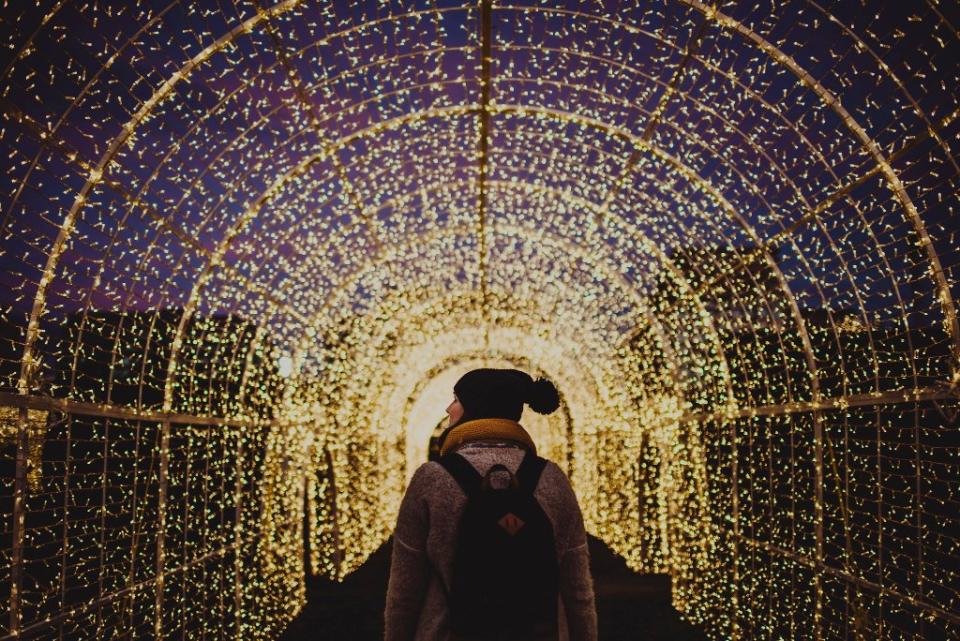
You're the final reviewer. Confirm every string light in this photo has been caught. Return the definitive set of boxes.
[0,1,957,640]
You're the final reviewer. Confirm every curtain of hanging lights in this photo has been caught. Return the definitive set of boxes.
[0,0,958,639]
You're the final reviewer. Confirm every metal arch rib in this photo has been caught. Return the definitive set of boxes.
[677,0,960,365]
[14,0,304,396]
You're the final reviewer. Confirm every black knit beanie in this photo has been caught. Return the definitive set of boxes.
[452,368,560,422]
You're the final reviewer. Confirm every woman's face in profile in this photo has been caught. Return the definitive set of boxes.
[446,395,464,427]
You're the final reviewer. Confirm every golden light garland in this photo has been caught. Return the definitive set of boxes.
[0,1,958,640]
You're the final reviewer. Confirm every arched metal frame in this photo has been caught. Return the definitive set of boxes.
[1,1,958,640]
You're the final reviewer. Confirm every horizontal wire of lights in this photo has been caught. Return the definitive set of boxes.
[0,1,957,640]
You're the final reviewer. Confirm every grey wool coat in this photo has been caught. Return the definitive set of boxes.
[384,441,598,641]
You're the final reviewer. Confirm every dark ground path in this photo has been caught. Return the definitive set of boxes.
[278,535,707,640]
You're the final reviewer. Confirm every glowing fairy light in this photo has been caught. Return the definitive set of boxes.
[277,355,294,378]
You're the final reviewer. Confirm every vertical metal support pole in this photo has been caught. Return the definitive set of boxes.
[636,433,646,565]
[476,0,492,346]
[876,407,884,639]
[812,411,825,641]
[565,408,575,486]
[59,414,73,641]
[155,419,170,639]
[125,419,144,636]
[730,417,740,641]
[323,447,342,581]
[97,417,110,634]
[842,411,851,632]
[198,424,211,641]
[789,413,798,639]
[303,475,313,578]
[10,406,29,634]
[182,425,195,641]
[214,426,226,641]
[913,402,924,637]
[234,430,244,639]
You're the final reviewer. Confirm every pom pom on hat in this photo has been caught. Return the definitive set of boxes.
[526,376,560,414]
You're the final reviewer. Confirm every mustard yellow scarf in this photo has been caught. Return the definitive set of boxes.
[439,418,537,456]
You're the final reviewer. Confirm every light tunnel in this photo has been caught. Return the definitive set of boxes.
[0,1,958,639]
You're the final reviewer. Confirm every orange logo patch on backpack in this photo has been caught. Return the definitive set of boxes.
[498,513,525,536]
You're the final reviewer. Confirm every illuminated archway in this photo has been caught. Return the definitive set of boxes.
[1,2,957,640]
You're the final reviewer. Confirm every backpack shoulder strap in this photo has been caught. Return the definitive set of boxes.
[515,452,548,494]
[438,452,482,497]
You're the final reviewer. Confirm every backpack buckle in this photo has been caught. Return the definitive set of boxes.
[481,463,519,490]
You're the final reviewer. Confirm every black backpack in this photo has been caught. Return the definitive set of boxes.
[438,450,559,640]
